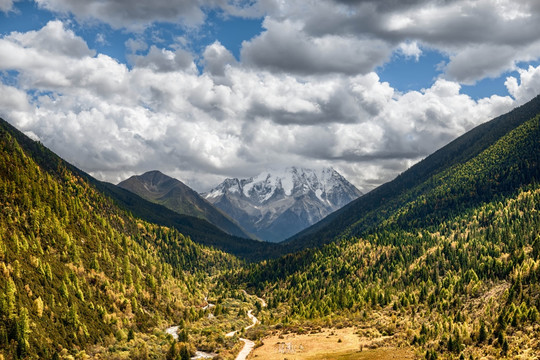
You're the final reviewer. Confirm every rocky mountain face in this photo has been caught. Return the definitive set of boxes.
[118,170,254,239]
[202,167,363,242]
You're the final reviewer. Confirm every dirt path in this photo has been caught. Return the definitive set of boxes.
[165,325,179,340]
[167,292,264,360]
[230,311,258,360]
[226,308,259,337]
[226,309,259,359]
[242,289,267,308]
[235,338,255,360]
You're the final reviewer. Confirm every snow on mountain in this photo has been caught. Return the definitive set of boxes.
[202,167,363,242]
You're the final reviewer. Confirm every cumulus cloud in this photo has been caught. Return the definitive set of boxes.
[131,46,196,73]
[33,0,269,29]
[263,0,540,82]
[34,0,208,28]
[331,0,444,11]
[203,41,237,77]
[505,65,540,105]
[1,19,538,193]
[398,41,422,61]
[0,83,32,125]
[125,38,148,53]
[19,0,540,84]
[5,20,94,58]
[242,18,392,75]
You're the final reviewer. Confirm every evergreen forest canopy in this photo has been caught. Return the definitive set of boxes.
[0,94,539,359]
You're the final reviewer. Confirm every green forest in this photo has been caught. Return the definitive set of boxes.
[1,95,540,359]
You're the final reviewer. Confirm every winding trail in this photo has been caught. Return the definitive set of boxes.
[231,292,267,360]
[226,310,258,360]
[235,338,255,360]
[165,292,266,360]
[242,290,267,308]
[226,310,258,337]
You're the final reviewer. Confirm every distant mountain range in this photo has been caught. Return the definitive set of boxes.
[202,167,362,242]
[118,170,253,239]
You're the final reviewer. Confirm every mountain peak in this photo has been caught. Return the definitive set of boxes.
[139,169,166,178]
[206,166,349,202]
[202,167,362,242]
[118,170,253,239]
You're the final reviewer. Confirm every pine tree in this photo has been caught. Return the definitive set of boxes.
[180,345,190,360]
[502,338,509,355]
[16,307,30,359]
[478,321,487,343]
[166,342,178,360]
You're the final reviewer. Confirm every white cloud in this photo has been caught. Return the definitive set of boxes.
[34,0,207,29]
[6,20,94,58]
[33,0,270,29]
[398,41,422,61]
[131,46,196,73]
[0,83,32,123]
[241,18,392,75]
[0,19,528,194]
[125,38,148,53]
[16,0,540,86]
[505,65,540,105]
[203,41,237,77]
[266,0,540,83]
[95,33,108,46]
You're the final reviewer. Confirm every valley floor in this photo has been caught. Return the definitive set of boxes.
[250,327,415,360]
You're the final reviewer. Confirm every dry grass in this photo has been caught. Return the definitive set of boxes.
[249,327,414,360]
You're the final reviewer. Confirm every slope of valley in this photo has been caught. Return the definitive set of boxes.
[243,183,540,359]
[118,170,253,239]
[233,100,540,359]
[203,167,362,242]
[0,119,262,360]
[0,119,280,262]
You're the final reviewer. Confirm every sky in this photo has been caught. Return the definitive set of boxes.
[1,0,540,193]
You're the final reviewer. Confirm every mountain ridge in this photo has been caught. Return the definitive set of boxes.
[0,118,281,260]
[118,170,254,239]
[285,94,540,250]
[202,167,362,242]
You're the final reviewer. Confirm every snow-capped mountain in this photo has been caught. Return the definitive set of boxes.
[202,167,363,242]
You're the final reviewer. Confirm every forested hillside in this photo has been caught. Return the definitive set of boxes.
[0,119,280,261]
[0,122,240,358]
[235,111,540,358]
[287,95,540,251]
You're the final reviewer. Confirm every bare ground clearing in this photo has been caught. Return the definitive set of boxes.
[249,327,415,360]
